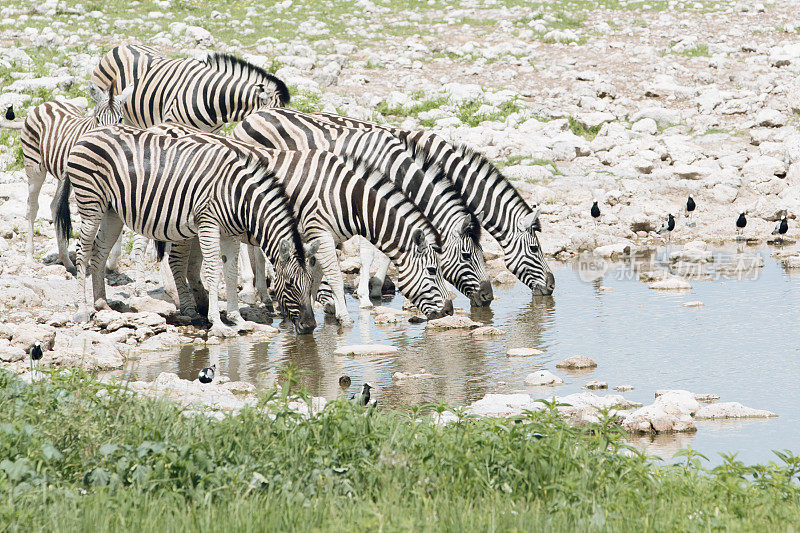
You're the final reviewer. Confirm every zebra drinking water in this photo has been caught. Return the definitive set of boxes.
[57,125,317,336]
[311,113,555,296]
[232,108,493,308]
[91,45,289,132]
[148,122,452,325]
[21,82,133,273]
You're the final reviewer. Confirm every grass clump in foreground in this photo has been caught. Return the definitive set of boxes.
[1,369,800,531]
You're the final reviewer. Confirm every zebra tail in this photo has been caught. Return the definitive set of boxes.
[54,178,72,245]
[155,241,167,262]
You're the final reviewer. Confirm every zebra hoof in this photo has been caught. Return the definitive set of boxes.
[323,302,336,315]
[337,314,355,327]
[381,276,395,295]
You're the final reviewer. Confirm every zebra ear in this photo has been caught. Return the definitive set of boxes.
[279,238,292,261]
[412,229,428,253]
[458,215,472,236]
[305,240,320,257]
[519,208,541,233]
[87,81,105,104]
[117,83,135,105]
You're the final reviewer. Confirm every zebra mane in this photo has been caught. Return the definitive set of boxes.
[203,52,291,105]
[231,148,306,262]
[339,154,443,249]
[402,134,483,241]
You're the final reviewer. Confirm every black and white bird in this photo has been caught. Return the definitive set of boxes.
[657,214,675,243]
[590,201,601,225]
[736,212,747,237]
[4,106,14,121]
[685,196,696,216]
[339,375,351,388]
[351,382,373,406]
[198,364,216,384]
[772,216,788,236]
[30,342,43,361]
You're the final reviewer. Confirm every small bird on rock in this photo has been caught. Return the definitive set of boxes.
[198,364,216,384]
[685,196,696,216]
[339,375,351,388]
[30,342,43,361]
[736,212,747,237]
[4,106,14,121]
[772,216,788,236]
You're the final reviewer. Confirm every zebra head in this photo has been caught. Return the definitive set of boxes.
[87,82,134,126]
[395,230,453,320]
[504,207,555,296]
[272,238,319,334]
[439,214,493,307]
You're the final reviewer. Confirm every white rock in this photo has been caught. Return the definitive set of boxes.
[556,355,597,369]
[524,370,563,386]
[507,347,543,356]
[468,393,539,417]
[754,109,787,128]
[333,344,398,356]
[631,118,657,135]
[695,402,777,419]
[649,277,691,290]
[426,315,480,329]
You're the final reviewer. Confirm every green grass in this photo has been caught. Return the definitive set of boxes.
[0,130,24,172]
[456,98,522,127]
[568,116,602,140]
[674,44,710,57]
[2,369,800,531]
[376,94,450,119]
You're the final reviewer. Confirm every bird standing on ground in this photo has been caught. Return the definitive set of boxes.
[657,214,676,244]
[4,106,14,121]
[29,342,43,375]
[736,212,747,237]
[772,216,788,236]
[685,196,696,226]
[198,364,216,384]
[590,201,601,226]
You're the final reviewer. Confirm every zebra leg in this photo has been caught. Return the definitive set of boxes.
[186,237,209,317]
[74,209,105,322]
[106,233,123,273]
[356,237,375,308]
[247,245,273,309]
[90,211,124,310]
[48,179,77,274]
[197,221,237,338]
[220,234,252,331]
[239,243,255,302]
[371,252,392,298]
[131,234,148,296]
[316,278,337,315]
[167,239,198,317]
[313,232,354,327]
[25,164,46,264]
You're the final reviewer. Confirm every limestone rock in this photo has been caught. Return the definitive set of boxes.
[524,370,563,386]
[333,344,398,356]
[556,355,597,369]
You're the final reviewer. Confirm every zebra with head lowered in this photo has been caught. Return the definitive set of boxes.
[21,82,133,273]
[149,122,452,326]
[311,113,555,296]
[232,108,494,308]
[90,44,289,132]
[57,125,318,336]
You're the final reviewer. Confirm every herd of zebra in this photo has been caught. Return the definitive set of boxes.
[19,44,555,337]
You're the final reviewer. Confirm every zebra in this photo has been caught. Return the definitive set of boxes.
[148,121,452,325]
[310,112,555,295]
[56,125,318,336]
[232,108,494,308]
[90,44,289,132]
[21,82,134,274]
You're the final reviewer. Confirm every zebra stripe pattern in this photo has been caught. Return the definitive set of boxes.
[21,82,134,273]
[151,121,451,324]
[313,113,555,295]
[233,108,493,307]
[90,45,289,132]
[58,125,316,335]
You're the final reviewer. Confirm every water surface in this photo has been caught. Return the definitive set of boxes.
[124,245,800,466]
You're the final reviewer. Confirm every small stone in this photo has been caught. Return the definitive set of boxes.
[614,385,634,392]
[683,301,703,307]
[556,355,597,369]
[524,370,563,386]
[586,381,608,390]
[695,402,777,419]
[333,344,398,356]
[507,347,544,356]
[426,315,481,329]
[649,277,691,290]
[471,326,505,337]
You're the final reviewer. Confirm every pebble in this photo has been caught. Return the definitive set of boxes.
[471,326,505,337]
[614,385,634,392]
[507,347,544,356]
[524,370,563,386]
[585,381,608,390]
[426,315,481,329]
[682,301,704,307]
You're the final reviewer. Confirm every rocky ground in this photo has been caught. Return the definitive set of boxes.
[1,0,799,420]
